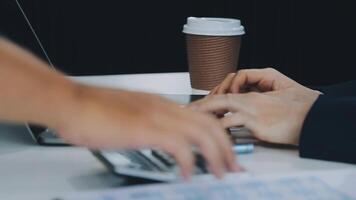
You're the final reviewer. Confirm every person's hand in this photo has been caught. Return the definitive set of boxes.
[48,84,239,180]
[210,68,307,95]
[189,87,321,145]
[0,37,238,180]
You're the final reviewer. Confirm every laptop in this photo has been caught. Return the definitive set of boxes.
[13,1,255,182]
[3,0,67,146]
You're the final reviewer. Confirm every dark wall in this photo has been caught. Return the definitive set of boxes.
[1,0,356,86]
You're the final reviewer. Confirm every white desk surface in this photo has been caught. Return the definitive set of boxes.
[0,72,354,200]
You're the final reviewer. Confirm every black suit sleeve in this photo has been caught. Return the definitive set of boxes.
[299,81,356,164]
[312,80,356,97]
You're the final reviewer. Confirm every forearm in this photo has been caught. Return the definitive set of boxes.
[0,38,76,127]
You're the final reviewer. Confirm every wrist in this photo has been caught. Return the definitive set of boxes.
[292,90,321,145]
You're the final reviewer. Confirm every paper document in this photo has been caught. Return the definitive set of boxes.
[59,169,356,200]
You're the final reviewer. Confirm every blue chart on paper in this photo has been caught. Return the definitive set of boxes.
[63,175,352,200]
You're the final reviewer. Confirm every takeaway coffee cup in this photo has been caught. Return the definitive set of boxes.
[183,17,245,90]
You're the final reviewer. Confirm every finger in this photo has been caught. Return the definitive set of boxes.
[230,68,276,93]
[177,114,232,175]
[191,114,238,173]
[214,109,229,117]
[158,137,195,181]
[206,120,240,172]
[209,85,220,96]
[194,131,226,179]
[220,113,248,128]
[216,73,236,94]
[160,109,227,178]
[190,95,243,113]
[223,114,261,143]
[175,113,228,178]
[190,97,229,115]
[173,107,241,174]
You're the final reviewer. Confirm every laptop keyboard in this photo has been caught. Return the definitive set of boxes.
[120,151,160,171]
[152,150,208,172]
[151,150,176,167]
[102,149,207,175]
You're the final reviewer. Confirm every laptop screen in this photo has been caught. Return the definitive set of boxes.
[0,0,58,144]
[0,0,54,65]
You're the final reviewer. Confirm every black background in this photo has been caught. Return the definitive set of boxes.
[1,0,356,86]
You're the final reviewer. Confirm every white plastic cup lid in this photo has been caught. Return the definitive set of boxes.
[183,17,245,36]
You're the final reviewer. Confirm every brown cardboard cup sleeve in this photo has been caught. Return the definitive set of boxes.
[186,34,241,90]
[183,17,245,91]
